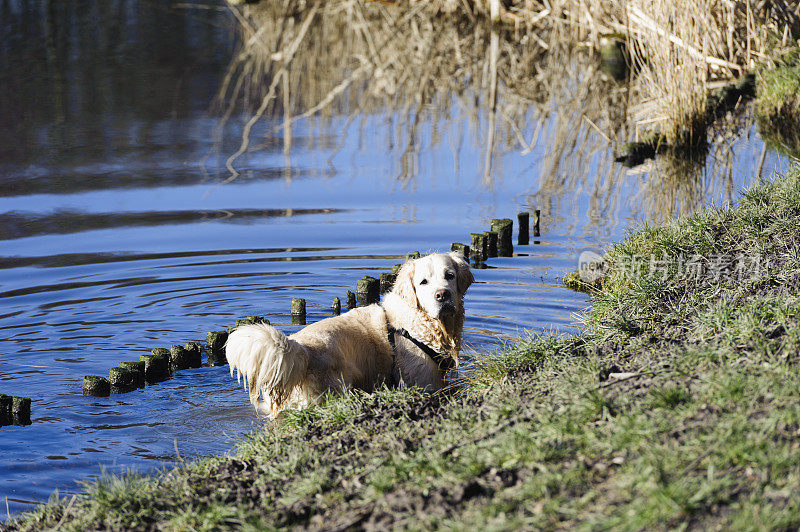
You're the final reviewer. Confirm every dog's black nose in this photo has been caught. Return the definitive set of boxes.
[434,289,451,302]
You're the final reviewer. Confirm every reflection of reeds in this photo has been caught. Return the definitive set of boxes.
[217,0,788,221]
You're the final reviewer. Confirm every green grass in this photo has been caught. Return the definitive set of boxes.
[8,166,800,530]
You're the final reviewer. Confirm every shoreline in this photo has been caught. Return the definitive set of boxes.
[6,162,800,530]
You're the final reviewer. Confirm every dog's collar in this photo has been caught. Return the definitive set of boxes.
[386,325,456,376]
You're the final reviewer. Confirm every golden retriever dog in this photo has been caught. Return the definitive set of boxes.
[226,252,473,416]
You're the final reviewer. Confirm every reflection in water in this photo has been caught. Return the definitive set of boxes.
[222,0,775,224]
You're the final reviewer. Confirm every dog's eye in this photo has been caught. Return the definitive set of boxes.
[419,279,428,285]
[444,271,455,280]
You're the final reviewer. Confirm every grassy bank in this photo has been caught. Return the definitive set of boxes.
[6,164,800,530]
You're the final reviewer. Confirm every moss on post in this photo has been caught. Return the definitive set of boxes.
[406,251,421,261]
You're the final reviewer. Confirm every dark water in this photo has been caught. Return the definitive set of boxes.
[0,0,791,516]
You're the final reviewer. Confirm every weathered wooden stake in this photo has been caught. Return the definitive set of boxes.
[450,242,470,259]
[346,290,357,309]
[491,219,513,256]
[518,212,529,245]
[406,251,421,261]
[140,353,169,381]
[184,342,203,367]
[483,231,498,258]
[169,345,192,372]
[380,272,396,294]
[109,367,137,390]
[0,394,11,425]
[332,297,341,315]
[12,396,31,425]
[291,298,306,325]
[534,209,541,237]
[356,276,380,305]
[470,233,486,262]
[118,361,145,386]
[206,331,228,366]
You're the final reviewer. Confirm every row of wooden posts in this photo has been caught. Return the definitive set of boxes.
[79,210,541,399]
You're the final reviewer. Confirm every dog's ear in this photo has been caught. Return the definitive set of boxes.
[449,251,474,297]
[392,261,419,308]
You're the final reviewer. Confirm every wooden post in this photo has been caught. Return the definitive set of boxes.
[184,342,203,367]
[108,367,137,391]
[12,396,31,425]
[518,212,529,244]
[483,231,498,258]
[206,331,228,366]
[140,353,169,381]
[0,394,10,425]
[346,290,357,309]
[118,361,145,386]
[450,242,470,259]
[491,219,513,256]
[169,345,192,372]
[291,298,307,325]
[380,272,396,294]
[470,233,486,262]
[356,276,380,305]
[332,297,341,315]
[533,209,541,237]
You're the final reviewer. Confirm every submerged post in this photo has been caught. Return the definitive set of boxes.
[470,233,486,262]
[291,298,306,325]
[12,396,31,425]
[518,212,529,245]
[118,361,145,387]
[380,272,396,294]
[0,394,11,425]
[108,367,137,392]
[169,345,192,372]
[483,231,498,258]
[140,352,169,380]
[206,331,228,366]
[491,219,513,256]
[450,242,470,259]
[356,276,380,305]
[184,342,203,368]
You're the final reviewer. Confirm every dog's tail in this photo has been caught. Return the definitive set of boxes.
[226,323,309,413]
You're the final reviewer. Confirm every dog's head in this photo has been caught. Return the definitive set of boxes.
[393,252,474,319]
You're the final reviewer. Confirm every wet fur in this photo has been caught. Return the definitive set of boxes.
[226,252,473,417]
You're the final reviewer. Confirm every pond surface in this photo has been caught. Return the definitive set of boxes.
[0,0,791,516]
